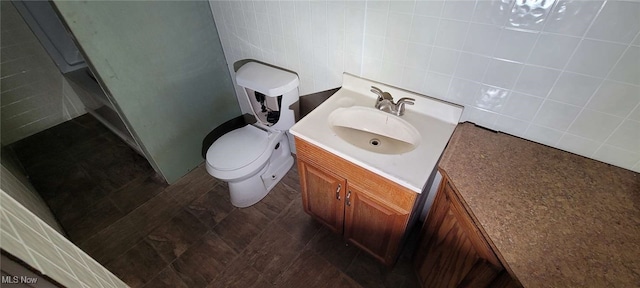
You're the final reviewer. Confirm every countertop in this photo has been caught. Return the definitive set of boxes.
[438,122,640,287]
[290,73,462,193]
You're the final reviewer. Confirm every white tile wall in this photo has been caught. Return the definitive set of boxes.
[209,0,640,172]
[0,189,127,287]
[0,163,64,235]
[0,2,85,146]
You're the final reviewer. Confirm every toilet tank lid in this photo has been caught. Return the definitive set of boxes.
[236,62,299,97]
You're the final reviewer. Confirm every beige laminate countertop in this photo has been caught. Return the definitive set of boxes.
[438,123,640,287]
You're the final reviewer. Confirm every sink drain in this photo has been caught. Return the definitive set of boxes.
[369,138,380,146]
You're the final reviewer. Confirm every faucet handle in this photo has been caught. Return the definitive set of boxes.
[395,97,415,105]
[371,86,394,101]
[371,86,383,100]
[395,98,415,116]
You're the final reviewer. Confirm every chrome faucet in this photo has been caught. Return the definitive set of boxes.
[371,86,415,116]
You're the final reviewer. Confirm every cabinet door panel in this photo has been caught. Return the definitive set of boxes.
[299,160,345,234]
[415,177,506,288]
[344,182,409,265]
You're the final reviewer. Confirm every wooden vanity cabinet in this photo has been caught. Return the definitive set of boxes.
[415,171,521,288]
[298,162,345,234]
[296,138,417,266]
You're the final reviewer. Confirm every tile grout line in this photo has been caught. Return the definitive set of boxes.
[523,0,606,143]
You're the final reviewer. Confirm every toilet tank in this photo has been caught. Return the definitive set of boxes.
[236,62,299,97]
[235,62,299,131]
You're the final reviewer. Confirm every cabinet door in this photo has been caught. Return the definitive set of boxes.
[415,178,504,288]
[299,160,346,234]
[343,181,410,265]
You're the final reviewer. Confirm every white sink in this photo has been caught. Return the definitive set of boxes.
[328,106,420,154]
[290,73,463,193]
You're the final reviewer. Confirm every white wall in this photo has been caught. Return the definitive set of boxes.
[209,0,640,173]
[0,2,85,145]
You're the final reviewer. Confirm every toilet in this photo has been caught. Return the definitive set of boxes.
[205,62,299,208]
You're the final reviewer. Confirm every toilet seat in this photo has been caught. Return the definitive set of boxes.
[206,125,282,181]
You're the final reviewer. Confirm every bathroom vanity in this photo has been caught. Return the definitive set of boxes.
[289,74,463,265]
[295,138,416,265]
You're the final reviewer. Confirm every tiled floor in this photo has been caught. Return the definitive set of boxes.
[9,115,420,288]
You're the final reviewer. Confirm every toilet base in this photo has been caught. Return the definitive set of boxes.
[227,136,294,208]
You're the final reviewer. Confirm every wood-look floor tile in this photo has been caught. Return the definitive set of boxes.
[162,166,219,208]
[145,209,208,263]
[30,163,107,210]
[10,119,421,288]
[10,130,70,168]
[253,182,298,220]
[345,252,404,288]
[72,114,110,135]
[109,172,167,214]
[78,142,153,191]
[213,206,271,253]
[78,217,144,265]
[106,240,168,288]
[185,183,235,228]
[275,197,322,245]
[274,249,361,288]
[304,226,359,273]
[65,197,125,244]
[143,266,189,288]
[280,161,301,193]
[172,232,238,288]
[244,224,305,284]
[207,251,263,288]
[46,116,105,149]
[126,193,181,237]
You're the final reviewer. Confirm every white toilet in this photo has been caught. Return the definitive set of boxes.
[205,62,299,208]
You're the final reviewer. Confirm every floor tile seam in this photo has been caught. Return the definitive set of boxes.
[139,230,213,288]
[79,202,185,266]
[206,251,265,288]
[133,204,190,240]
[268,249,307,287]
[271,197,297,223]
[271,227,333,287]
[81,184,177,247]
[106,192,131,216]
[101,234,150,270]
[281,239,362,288]
[271,199,318,248]
[105,171,163,213]
[280,181,300,194]
[160,176,216,200]
[63,197,127,241]
[316,239,365,287]
[139,265,184,288]
[342,247,363,284]
[186,230,244,288]
[75,211,139,251]
[208,212,281,284]
[185,201,238,233]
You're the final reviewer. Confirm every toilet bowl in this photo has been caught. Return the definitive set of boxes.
[205,62,299,208]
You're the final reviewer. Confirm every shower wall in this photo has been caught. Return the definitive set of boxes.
[53,1,240,183]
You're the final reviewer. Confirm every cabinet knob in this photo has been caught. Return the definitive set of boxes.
[336,184,341,200]
[346,190,352,206]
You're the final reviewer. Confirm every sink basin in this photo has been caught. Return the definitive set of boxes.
[289,73,463,192]
[328,106,421,154]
